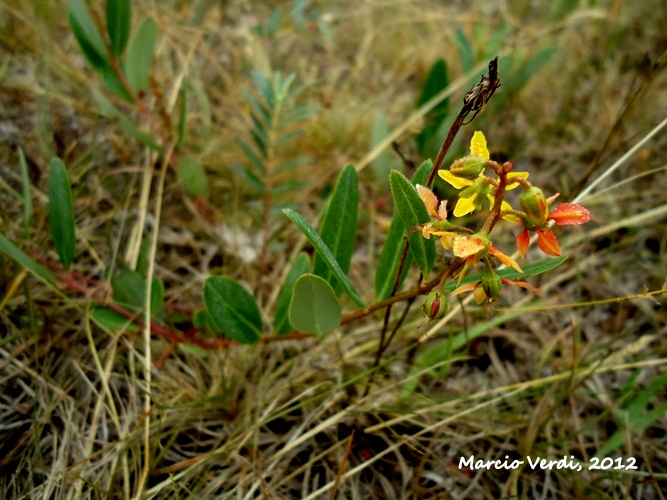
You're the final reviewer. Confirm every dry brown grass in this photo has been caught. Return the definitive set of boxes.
[1,0,667,498]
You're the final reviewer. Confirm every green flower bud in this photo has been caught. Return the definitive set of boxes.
[449,155,487,179]
[422,290,448,320]
[481,269,503,303]
[520,186,549,226]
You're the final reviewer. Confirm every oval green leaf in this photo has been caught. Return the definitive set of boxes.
[125,17,157,93]
[289,274,342,335]
[375,160,431,300]
[106,0,132,56]
[283,208,365,307]
[273,252,311,334]
[389,169,436,276]
[312,165,358,295]
[111,267,164,314]
[204,276,262,344]
[48,158,76,269]
[177,154,208,197]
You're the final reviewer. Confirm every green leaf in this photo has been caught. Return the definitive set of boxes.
[415,59,449,156]
[100,61,133,101]
[68,0,109,70]
[125,17,157,93]
[106,0,131,56]
[90,307,139,332]
[283,208,365,307]
[389,170,435,276]
[312,165,358,295]
[289,274,342,335]
[176,154,208,196]
[0,232,57,284]
[111,267,164,314]
[204,276,262,344]
[273,252,311,334]
[48,158,76,269]
[375,160,431,300]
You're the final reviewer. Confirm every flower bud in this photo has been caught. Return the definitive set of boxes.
[449,155,487,179]
[520,186,549,226]
[422,290,448,320]
[481,269,503,303]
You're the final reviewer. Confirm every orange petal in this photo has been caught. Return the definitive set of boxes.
[417,184,439,218]
[516,228,530,258]
[453,236,484,258]
[549,203,591,225]
[501,278,542,294]
[535,228,561,256]
[488,245,523,273]
[450,281,480,297]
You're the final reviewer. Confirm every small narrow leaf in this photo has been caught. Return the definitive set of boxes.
[283,209,365,307]
[125,17,157,93]
[289,274,342,335]
[48,158,76,269]
[389,170,435,276]
[204,276,262,344]
[0,232,57,284]
[106,0,131,56]
[90,307,139,332]
[312,165,358,295]
[375,160,431,300]
[68,0,109,70]
[18,148,32,233]
[273,252,311,334]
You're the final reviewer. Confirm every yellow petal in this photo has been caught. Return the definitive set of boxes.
[506,171,529,190]
[470,131,489,159]
[439,170,472,190]
[453,197,475,217]
[500,200,520,222]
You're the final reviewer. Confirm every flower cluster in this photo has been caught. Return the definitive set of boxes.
[418,131,590,306]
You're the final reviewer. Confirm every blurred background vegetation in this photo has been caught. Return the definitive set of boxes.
[1,0,666,498]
